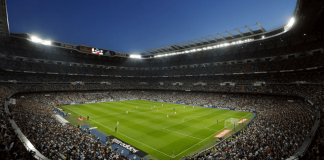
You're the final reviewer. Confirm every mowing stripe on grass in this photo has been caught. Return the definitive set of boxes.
[61,100,254,159]
[63,106,174,158]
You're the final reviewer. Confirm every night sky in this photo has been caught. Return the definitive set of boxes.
[7,0,296,54]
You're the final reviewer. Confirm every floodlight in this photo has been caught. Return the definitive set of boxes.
[284,17,295,32]
[31,36,41,43]
[287,17,295,27]
[43,40,52,45]
[130,55,141,59]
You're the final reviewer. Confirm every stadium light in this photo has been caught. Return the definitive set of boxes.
[130,55,141,59]
[30,36,52,45]
[31,36,41,43]
[154,38,254,58]
[43,40,52,45]
[284,17,295,32]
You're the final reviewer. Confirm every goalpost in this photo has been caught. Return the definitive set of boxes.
[225,118,240,129]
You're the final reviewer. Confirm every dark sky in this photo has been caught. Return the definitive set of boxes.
[7,0,296,54]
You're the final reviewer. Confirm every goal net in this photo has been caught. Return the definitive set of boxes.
[225,118,240,129]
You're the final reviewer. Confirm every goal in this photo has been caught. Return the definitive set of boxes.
[225,118,240,129]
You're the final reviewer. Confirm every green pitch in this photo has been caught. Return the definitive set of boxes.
[60,100,255,160]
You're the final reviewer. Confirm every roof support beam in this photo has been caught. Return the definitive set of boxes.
[256,23,266,32]
[182,42,191,47]
[194,39,204,44]
[245,26,254,35]
[225,31,235,38]
[209,35,218,41]
[160,47,168,51]
[201,37,211,43]
[155,48,163,52]
[166,45,174,50]
[235,28,244,36]
[173,45,181,49]
[176,43,185,48]
[217,33,226,40]
[150,49,158,52]
[144,50,151,53]
[188,40,197,46]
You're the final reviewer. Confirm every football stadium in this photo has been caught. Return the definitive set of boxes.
[0,0,324,160]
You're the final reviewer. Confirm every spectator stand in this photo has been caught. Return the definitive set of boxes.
[287,101,321,160]
[4,99,49,160]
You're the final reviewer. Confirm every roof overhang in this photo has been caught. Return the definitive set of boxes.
[145,0,305,57]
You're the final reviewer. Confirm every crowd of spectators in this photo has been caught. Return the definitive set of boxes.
[3,89,319,160]
[1,42,324,77]
[0,72,323,160]
[187,98,315,160]
[9,97,132,160]
[1,40,324,159]
[1,54,323,76]
[0,86,35,160]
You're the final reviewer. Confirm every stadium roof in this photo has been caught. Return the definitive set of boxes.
[145,24,265,54]
[144,0,304,56]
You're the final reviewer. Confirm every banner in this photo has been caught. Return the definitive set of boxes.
[79,45,92,53]
[61,43,76,49]
[115,52,127,57]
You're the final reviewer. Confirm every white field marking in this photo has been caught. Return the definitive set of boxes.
[80,103,140,117]
[173,127,224,157]
[95,101,160,112]
[204,119,225,129]
[161,111,230,143]
[224,113,253,129]
[163,128,203,140]
[64,107,174,158]
[182,116,198,122]
[67,103,253,159]
[174,112,252,157]
[164,110,227,129]
[165,112,215,129]
[204,128,219,132]
[90,115,102,118]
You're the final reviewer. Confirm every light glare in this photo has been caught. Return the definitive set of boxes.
[130,55,141,59]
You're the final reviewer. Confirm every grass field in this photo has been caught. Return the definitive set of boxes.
[60,100,255,160]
